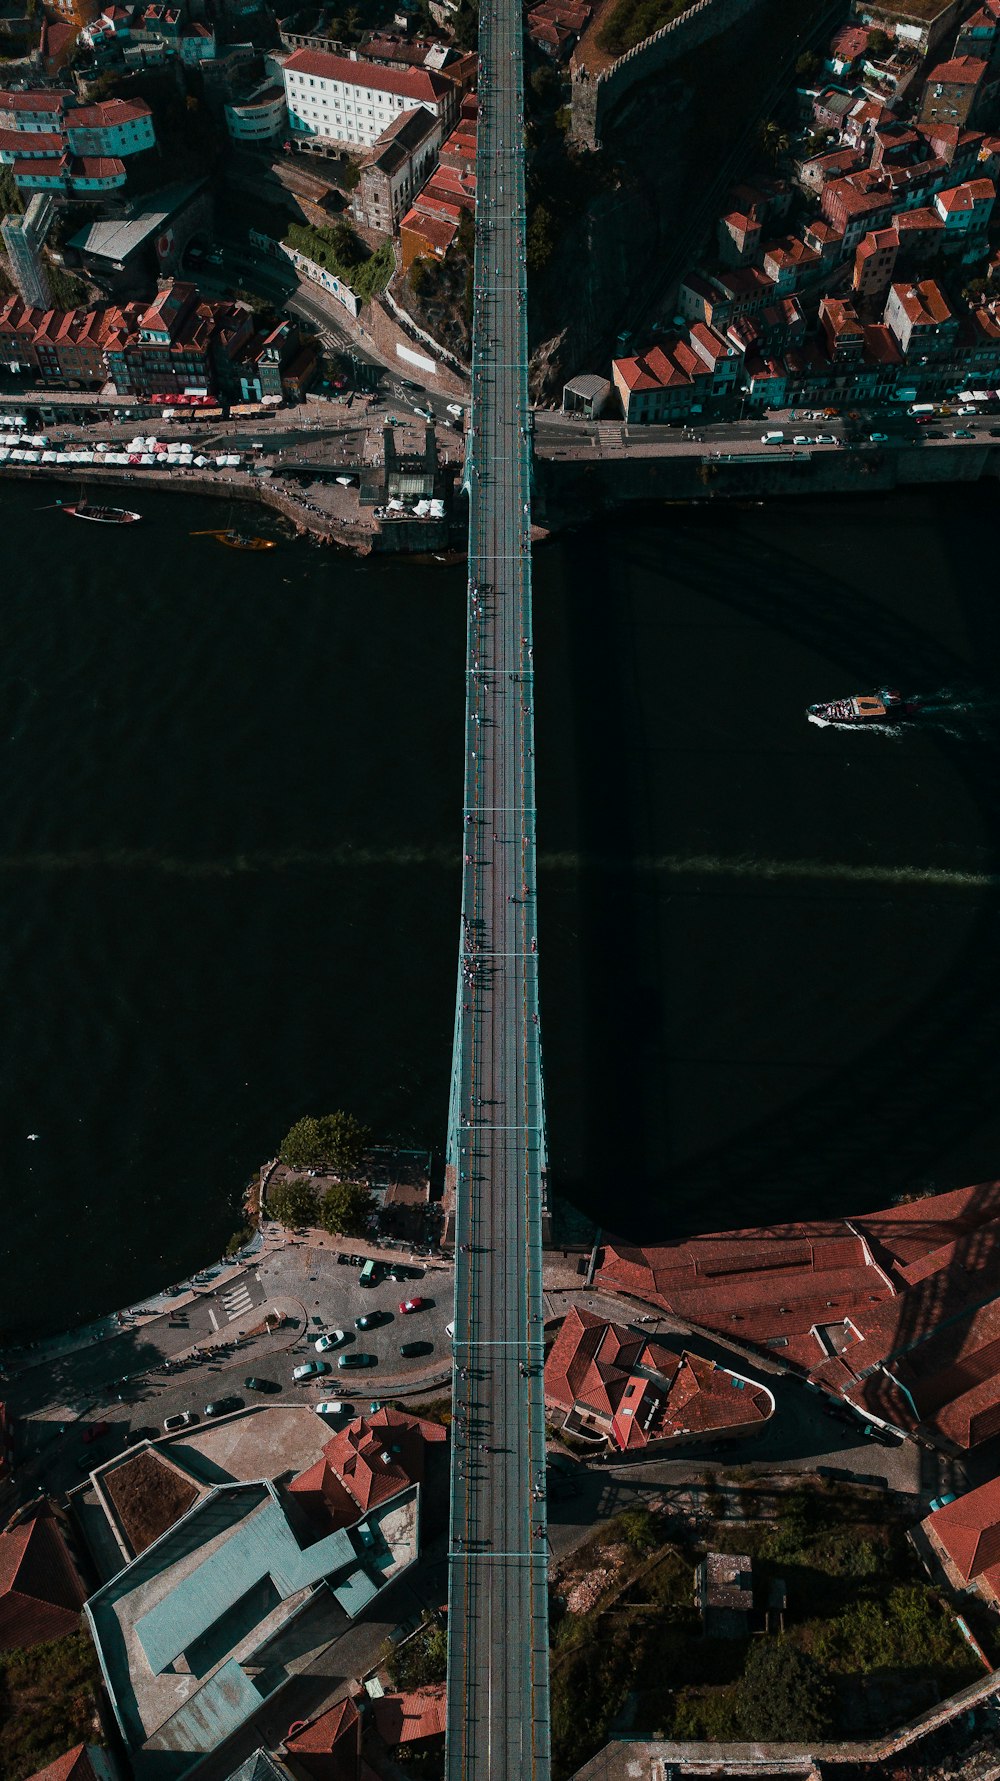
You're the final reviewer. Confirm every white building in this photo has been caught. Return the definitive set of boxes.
[225,82,288,143]
[282,46,455,149]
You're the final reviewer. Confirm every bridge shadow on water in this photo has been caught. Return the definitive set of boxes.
[537,490,1000,1249]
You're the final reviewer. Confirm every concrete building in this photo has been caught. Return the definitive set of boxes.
[853,224,899,304]
[1,193,56,307]
[354,104,443,232]
[884,275,957,354]
[281,46,455,150]
[696,1552,754,1638]
[86,1475,420,1774]
[919,55,988,127]
[851,0,966,59]
[562,372,610,415]
[224,82,287,142]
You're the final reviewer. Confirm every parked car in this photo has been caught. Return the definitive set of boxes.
[163,1411,197,1432]
[399,1297,426,1315]
[356,1311,391,1330]
[315,1401,350,1416]
[339,1352,377,1369]
[293,1360,329,1381]
[954,427,975,438]
[82,1420,110,1445]
[814,433,837,444]
[124,1427,158,1446]
[359,1260,380,1288]
[400,1340,432,1358]
[315,1330,346,1352]
[244,1376,280,1393]
[446,403,464,419]
[205,1397,244,1418]
[869,431,889,442]
[929,1491,958,1512]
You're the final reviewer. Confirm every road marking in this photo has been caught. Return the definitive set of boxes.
[208,1308,219,1330]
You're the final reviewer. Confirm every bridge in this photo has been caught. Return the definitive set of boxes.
[443,0,552,1769]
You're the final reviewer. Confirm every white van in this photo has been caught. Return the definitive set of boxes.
[761,431,785,444]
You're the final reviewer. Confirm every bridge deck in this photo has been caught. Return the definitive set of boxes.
[444,0,551,1773]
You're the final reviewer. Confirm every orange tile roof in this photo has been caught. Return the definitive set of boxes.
[927,1476,1000,1581]
[284,1695,361,1778]
[0,1507,85,1651]
[373,1683,447,1747]
[24,1749,100,1781]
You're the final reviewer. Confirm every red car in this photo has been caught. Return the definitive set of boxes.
[399,1297,426,1315]
[83,1420,110,1444]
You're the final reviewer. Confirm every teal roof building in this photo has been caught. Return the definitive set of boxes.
[85,1477,417,1776]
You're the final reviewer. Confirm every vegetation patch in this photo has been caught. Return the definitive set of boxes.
[549,1483,981,1780]
[283,222,393,302]
[383,1614,448,1689]
[596,0,692,58]
[0,1633,103,1781]
[103,1449,199,1554]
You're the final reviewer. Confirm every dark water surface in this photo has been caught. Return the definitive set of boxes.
[3,478,1000,1332]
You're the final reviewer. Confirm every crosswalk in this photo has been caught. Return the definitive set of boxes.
[221,1282,255,1321]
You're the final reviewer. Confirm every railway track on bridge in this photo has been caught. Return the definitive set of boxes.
[443,0,552,1772]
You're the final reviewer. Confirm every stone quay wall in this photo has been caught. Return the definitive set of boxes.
[570,0,766,149]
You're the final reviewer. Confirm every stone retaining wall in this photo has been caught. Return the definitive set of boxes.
[571,0,766,148]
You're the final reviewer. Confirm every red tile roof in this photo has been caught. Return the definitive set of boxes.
[0,129,64,153]
[925,55,987,85]
[284,1695,361,1780]
[25,1748,100,1781]
[926,1476,1000,1586]
[69,97,151,127]
[289,1405,445,1519]
[0,1507,86,1651]
[373,1683,447,1747]
[283,47,451,102]
[4,89,71,112]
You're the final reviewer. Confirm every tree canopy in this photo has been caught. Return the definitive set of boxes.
[736,1642,834,1740]
[317,1180,374,1238]
[267,1176,319,1228]
[278,1111,370,1173]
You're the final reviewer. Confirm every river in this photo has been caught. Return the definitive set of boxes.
[3,478,999,1333]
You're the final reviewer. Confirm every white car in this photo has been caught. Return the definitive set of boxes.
[792,435,811,445]
[315,1330,346,1352]
[446,403,464,419]
[315,1400,349,1416]
[814,433,837,444]
[445,1321,455,1340]
[293,1360,328,1381]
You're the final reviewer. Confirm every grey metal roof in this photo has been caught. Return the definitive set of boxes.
[134,1495,354,1673]
[69,180,205,263]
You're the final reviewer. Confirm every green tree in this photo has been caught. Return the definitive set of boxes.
[386,1616,448,1688]
[758,118,790,163]
[267,1175,319,1227]
[526,201,555,273]
[452,1,479,50]
[331,219,363,267]
[0,162,23,218]
[795,49,820,80]
[867,26,891,56]
[341,157,361,191]
[278,1111,370,1173]
[617,1506,658,1551]
[736,1642,834,1740]
[317,1179,374,1238]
